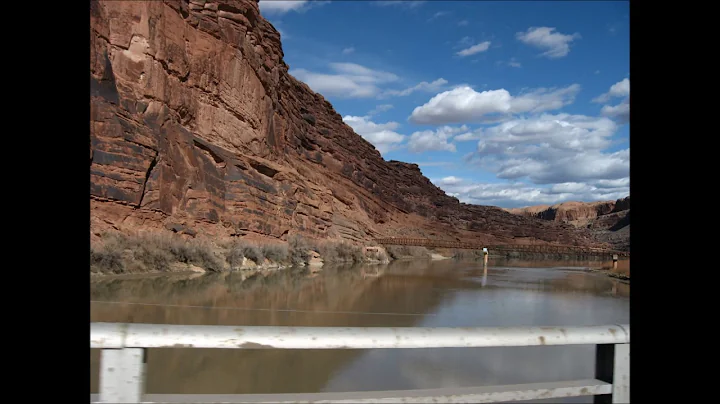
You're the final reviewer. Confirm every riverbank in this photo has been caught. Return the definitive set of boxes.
[587,259,630,283]
[89,231,447,277]
[90,230,626,278]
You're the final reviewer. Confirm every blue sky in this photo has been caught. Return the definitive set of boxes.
[258,0,630,208]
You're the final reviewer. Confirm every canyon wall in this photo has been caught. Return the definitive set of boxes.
[90,0,604,248]
[506,197,630,227]
[506,197,630,251]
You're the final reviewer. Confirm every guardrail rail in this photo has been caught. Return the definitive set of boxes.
[90,323,630,403]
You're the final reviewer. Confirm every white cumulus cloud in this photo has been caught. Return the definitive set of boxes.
[516,27,581,58]
[407,125,469,153]
[601,100,629,124]
[342,115,405,154]
[593,78,630,124]
[409,84,580,125]
[431,176,629,209]
[592,78,630,103]
[464,113,628,185]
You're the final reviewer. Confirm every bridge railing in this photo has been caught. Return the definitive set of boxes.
[90,322,630,403]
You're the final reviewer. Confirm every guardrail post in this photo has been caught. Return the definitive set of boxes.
[594,344,614,403]
[99,348,145,403]
[594,342,630,403]
[612,344,630,403]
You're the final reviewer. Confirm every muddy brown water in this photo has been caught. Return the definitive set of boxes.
[90,258,629,403]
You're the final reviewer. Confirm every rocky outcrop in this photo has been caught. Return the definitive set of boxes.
[90,0,605,248]
[507,197,630,227]
[506,197,630,251]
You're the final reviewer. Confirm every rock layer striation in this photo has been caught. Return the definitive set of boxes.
[506,197,630,251]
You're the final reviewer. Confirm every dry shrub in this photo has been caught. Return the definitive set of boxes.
[288,234,310,265]
[385,245,431,259]
[89,231,225,274]
[224,240,264,265]
[262,243,290,263]
[365,248,389,262]
[318,241,363,263]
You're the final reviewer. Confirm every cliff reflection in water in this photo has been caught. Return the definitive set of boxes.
[91,260,458,394]
[90,258,629,401]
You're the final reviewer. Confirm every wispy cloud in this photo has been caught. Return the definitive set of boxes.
[428,11,450,22]
[374,1,426,8]
[381,78,449,97]
[368,104,394,116]
[516,27,581,58]
[291,62,399,98]
[458,20,469,26]
[457,41,491,57]
[342,47,355,55]
[258,0,329,16]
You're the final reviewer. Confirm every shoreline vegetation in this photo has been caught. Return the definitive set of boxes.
[90,231,629,282]
[90,231,436,277]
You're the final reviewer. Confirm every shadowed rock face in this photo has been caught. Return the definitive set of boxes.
[90,0,603,247]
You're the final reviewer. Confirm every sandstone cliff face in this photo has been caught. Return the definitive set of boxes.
[507,197,630,226]
[506,197,630,251]
[90,0,603,247]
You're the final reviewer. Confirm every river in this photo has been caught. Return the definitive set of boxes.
[90,258,629,403]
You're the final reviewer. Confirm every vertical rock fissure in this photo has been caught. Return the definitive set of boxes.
[137,154,158,208]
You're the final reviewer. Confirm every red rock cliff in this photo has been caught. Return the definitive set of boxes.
[90,0,603,247]
[506,197,630,225]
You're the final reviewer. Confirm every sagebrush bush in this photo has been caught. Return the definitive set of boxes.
[288,234,310,265]
[183,239,225,271]
[366,249,389,262]
[385,245,431,259]
[224,240,265,265]
[262,243,289,262]
[90,247,124,274]
[90,231,226,273]
[318,241,363,263]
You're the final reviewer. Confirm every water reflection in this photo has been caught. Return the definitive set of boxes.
[90,258,628,402]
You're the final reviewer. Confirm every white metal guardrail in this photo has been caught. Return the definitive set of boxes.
[90,323,630,403]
